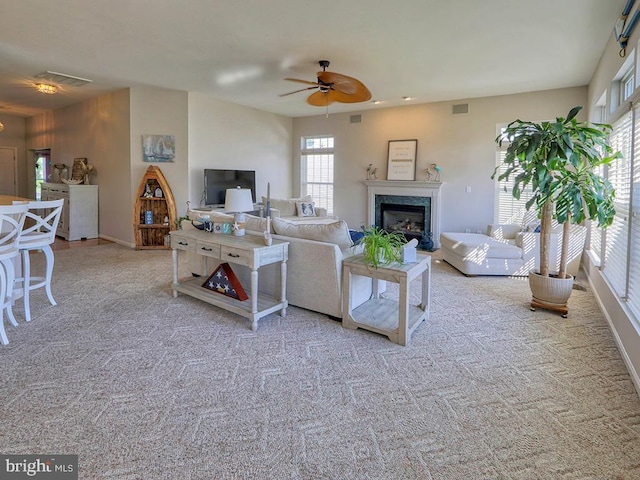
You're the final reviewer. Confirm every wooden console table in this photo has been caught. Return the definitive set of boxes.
[342,254,431,346]
[170,229,289,331]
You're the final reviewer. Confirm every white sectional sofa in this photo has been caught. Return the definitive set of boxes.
[440,222,586,277]
[182,211,374,318]
[261,195,335,223]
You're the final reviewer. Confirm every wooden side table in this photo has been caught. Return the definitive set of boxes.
[342,254,431,346]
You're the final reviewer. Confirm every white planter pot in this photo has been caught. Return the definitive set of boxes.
[528,270,574,316]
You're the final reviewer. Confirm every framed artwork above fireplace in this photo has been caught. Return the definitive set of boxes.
[387,139,417,181]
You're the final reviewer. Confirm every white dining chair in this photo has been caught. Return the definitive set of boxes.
[13,199,64,323]
[0,203,28,345]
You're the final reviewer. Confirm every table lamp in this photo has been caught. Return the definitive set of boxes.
[225,187,254,236]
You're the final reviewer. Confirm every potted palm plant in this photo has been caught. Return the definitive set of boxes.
[358,226,406,268]
[493,106,618,316]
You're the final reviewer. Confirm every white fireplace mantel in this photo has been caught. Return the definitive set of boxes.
[364,180,443,248]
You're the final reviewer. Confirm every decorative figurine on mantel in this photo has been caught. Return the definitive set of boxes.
[366,163,378,180]
[425,163,441,182]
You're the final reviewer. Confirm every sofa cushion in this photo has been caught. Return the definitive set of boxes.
[295,200,316,217]
[440,232,522,259]
[272,217,353,250]
[262,196,312,217]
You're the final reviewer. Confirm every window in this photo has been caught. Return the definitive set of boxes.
[301,135,334,215]
[623,68,635,102]
[34,149,51,201]
[494,143,535,225]
[588,101,607,264]
[627,105,640,317]
[596,103,640,322]
[603,111,632,298]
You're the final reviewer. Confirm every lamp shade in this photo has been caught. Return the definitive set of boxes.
[224,188,253,213]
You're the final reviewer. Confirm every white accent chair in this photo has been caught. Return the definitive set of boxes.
[14,199,64,322]
[0,203,28,344]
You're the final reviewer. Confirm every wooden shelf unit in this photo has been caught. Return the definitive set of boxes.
[133,165,177,250]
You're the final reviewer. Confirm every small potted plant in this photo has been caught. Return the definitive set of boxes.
[358,226,406,268]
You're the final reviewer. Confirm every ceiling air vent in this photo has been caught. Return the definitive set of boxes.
[34,71,93,87]
[452,103,469,115]
[350,114,362,124]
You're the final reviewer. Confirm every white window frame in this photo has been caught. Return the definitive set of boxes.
[300,135,335,215]
[623,68,635,103]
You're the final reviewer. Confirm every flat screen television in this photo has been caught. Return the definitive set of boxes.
[204,169,256,206]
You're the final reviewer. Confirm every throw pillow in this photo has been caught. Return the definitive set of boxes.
[296,201,316,217]
[272,217,353,250]
[525,221,541,232]
[520,210,539,231]
[262,195,312,217]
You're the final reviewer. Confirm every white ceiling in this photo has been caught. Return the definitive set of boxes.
[0,0,626,118]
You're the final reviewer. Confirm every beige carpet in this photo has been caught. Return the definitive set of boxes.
[1,243,640,479]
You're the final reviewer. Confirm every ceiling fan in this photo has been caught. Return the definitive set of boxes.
[280,60,371,106]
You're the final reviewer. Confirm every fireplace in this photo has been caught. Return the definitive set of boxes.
[365,180,442,249]
[380,201,428,242]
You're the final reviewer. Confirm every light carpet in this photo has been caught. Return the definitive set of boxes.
[1,243,640,479]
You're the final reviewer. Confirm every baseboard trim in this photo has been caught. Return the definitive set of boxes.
[585,271,640,399]
[99,234,134,249]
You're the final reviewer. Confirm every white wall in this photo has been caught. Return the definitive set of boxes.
[26,89,131,244]
[292,87,587,231]
[22,88,292,247]
[130,86,189,244]
[187,93,293,209]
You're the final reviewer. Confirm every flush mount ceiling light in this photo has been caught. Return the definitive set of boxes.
[0,121,4,133]
[34,70,92,87]
[402,96,414,101]
[35,83,58,94]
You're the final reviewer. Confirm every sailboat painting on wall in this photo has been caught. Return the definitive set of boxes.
[142,134,175,162]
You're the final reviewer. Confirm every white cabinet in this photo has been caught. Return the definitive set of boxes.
[41,182,98,241]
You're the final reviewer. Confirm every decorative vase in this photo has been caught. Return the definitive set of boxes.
[528,270,574,317]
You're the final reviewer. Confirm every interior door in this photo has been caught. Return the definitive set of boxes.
[0,147,18,195]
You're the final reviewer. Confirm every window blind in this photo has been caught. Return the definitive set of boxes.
[627,105,640,317]
[603,110,633,298]
[301,136,334,215]
[494,148,535,224]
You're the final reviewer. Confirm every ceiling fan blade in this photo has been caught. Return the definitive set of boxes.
[284,77,321,87]
[327,89,362,104]
[317,71,372,102]
[307,90,332,107]
[279,86,318,97]
[307,87,371,106]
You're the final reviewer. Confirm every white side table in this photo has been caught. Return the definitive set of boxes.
[171,230,289,331]
[342,254,431,346]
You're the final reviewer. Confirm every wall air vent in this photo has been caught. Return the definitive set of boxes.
[350,114,362,124]
[452,103,469,115]
[34,71,93,87]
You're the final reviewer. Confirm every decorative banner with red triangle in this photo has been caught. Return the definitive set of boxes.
[201,263,248,301]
